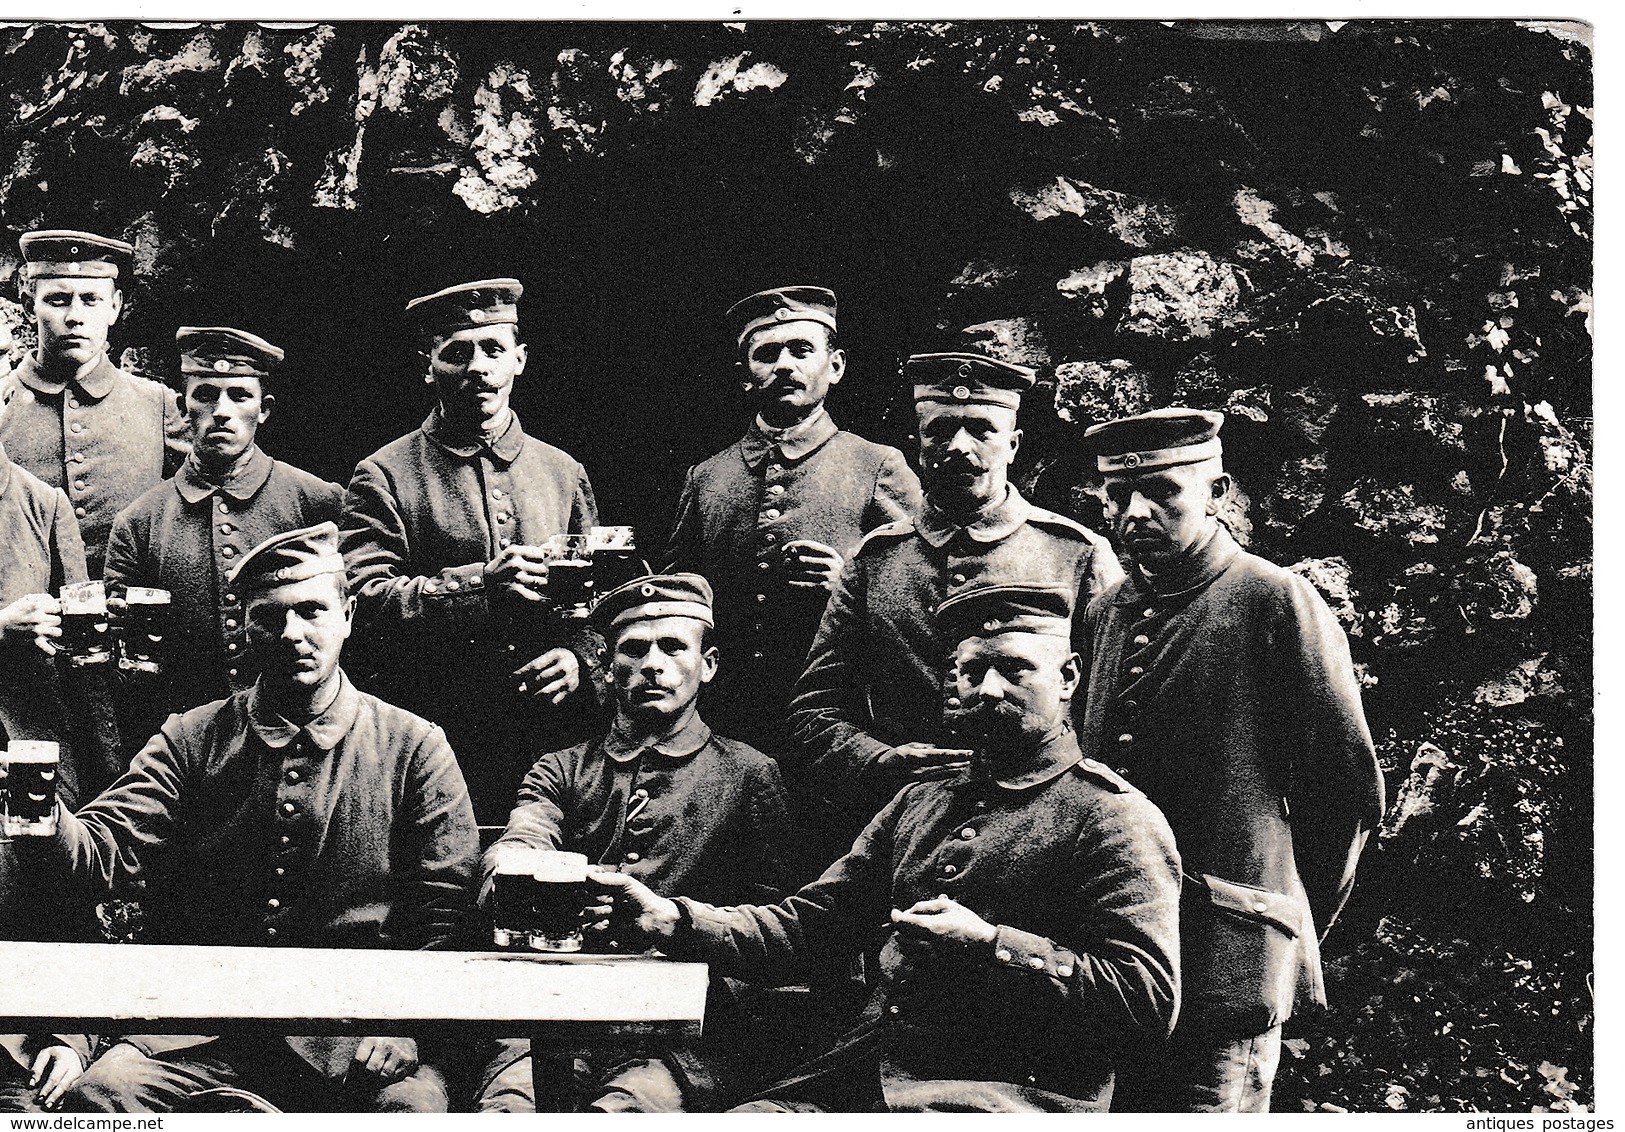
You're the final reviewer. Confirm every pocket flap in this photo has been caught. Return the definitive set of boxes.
[1200,873,1301,938]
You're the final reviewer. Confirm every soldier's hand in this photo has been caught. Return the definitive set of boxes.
[891,896,997,955]
[29,1044,84,1109]
[877,742,973,782]
[353,1036,418,1084]
[587,870,682,940]
[485,545,552,602]
[514,647,581,703]
[781,540,844,592]
[0,593,63,655]
[105,594,127,641]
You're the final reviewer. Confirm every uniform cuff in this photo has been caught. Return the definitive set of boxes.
[987,925,1079,982]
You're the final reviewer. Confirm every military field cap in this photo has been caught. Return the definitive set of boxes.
[937,582,1074,643]
[178,326,284,379]
[591,572,714,631]
[1086,407,1225,474]
[729,285,837,347]
[907,352,1036,411]
[406,278,523,337]
[227,521,346,593]
[20,229,135,280]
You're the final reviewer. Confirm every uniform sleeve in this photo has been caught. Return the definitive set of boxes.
[569,463,599,535]
[865,448,923,534]
[786,553,897,803]
[0,1033,93,1074]
[160,387,191,477]
[659,465,702,573]
[1271,576,1385,937]
[392,724,480,950]
[981,789,1183,1044]
[308,478,345,526]
[1083,534,1126,605]
[339,456,494,643]
[669,795,900,984]
[100,506,142,594]
[47,487,89,590]
[738,757,794,904]
[478,748,573,905]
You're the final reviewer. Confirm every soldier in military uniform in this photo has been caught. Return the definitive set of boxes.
[19,523,477,1113]
[104,326,342,746]
[787,352,1122,849]
[1076,408,1385,1112]
[475,573,790,1113]
[593,582,1181,1112]
[662,286,920,764]
[0,230,189,576]
[340,279,604,822]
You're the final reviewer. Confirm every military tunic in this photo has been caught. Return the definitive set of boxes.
[103,446,342,733]
[662,412,921,750]
[341,407,605,822]
[0,353,189,576]
[42,672,477,1101]
[788,486,1122,829]
[669,732,1182,1112]
[1077,525,1383,1038]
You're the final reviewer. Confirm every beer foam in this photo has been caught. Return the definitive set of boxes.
[3,741,60,763]
[126,586,171,605]
[533,850,590,883]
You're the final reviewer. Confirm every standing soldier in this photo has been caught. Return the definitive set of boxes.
[662,286,919,872]
[787,352,1122,852]
[103,326,342,744]
[0,230,189,576]
[1078,408,1385,1112]
[341,279,604,822]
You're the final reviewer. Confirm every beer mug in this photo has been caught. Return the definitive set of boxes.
[59,581,111,667]
[118,586,171,675]
[0,740,60,838]
[588,526,642,595]
[543,535,594,619]
[529,850,592,952]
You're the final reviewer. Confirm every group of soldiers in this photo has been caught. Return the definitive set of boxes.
[0,230,1386,1114]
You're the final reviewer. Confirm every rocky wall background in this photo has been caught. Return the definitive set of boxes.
[0,19,1593,1111]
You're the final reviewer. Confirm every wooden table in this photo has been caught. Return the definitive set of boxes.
[0,941,710,1108]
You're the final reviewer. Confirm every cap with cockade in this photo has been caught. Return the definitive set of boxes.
[936,582,1074,645]
[728,286,837,348]
[19,229,135,281]
[226,522,346,593]
[178,326,284,380]
[906,352,1036,411]
[406,279,523,338]
[1085,407,1225,474]
[590,573,714,631]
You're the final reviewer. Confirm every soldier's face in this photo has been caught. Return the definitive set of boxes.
[429,324,526,429]
[916,402,1021,511]
[954,632,1080,749]
[1101,461,1228,569]
[739,322,844,425]
[186,376,271,466]
[610,616,718,724]
[32,277,122,369]
[246,573,353,694]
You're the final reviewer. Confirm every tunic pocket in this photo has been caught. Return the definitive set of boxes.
[1183,872,1304,1034]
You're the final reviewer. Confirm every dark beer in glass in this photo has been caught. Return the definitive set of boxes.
[529,850,591,952]
[589,526,641,594]
[1,740,59,838]
[119,586,171,674]
[60,581,111,667]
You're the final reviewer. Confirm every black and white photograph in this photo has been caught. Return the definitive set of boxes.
[0,15,1596,1117]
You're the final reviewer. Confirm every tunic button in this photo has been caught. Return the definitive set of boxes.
[279,835,291,845]
[492,489,504,499]
[500,538,511,548]
[219,502,229,514]
[887,1005,900,1016]
[1058,965,1073,977]
[74,506,86,518]
[994,949,1012,963]
[1132,634,1150,647]
[228,642,239,652]
[946,697,960,708]
[972,800,987,811]
[74,479,86,491]
[282,803,295,815]
[1116,767,1129,777]
[624,852,640,864]
[765,509,780,520]
[763,533,776,544]
[767,484,784,496]
[274,867,285,877]
[951,573,966,585]
[633,788,648,800]
[221,546,236,558]
[1143,608,1156,619]
[225,619,238,629]
[220,523,234,534]
[941,863,957,875]
[287,769,300,783]
[70,422,83,433]
[758,561,770,571]
[1027,956,1045,970]
[1121,699,1138,713]
[751,651,764,660]
[959,827,975,841]
[266,927,277,939]
[224,592,236,603]
[1118,733,1133,745]
[70,452,84,463]
[756,594,766,603]
[1129,666,1144,677]
[68,397,79,408]
[1253,900,1269,913]
[228,668,238,678]
[266,898,280,910]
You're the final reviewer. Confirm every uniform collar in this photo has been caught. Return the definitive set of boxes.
[248,670,361,752]
[13,351,121,401]
[952,727,1081,792]
[422,405,526,464]
[601,711,713,763]
[175,445,274,504]
[739,407,837,469]
[1117,524,1240,604]
[916,484,1031,548]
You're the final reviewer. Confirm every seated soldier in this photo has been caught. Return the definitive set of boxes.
[14,522,478,1113]
[475,573,791,1113]
[593,583,1182,1112]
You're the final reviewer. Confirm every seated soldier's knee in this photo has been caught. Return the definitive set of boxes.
[588,1058,686,1113]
